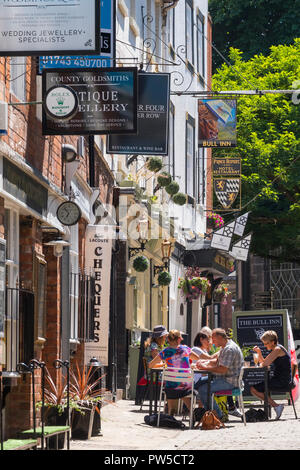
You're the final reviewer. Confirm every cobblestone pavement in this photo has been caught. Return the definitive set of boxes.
[70,398,300,451]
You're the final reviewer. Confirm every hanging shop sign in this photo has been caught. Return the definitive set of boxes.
[229,232,252,261]
[0,0,100,56]
[198,99,237,147]
[2,157,48,216]
[107,73,170,155]
[0,239,6,347]
[42,67,138,135]
[234,212,250,237]
[84,225,115,367]
[39,0,115,72]
[213,177,241,211]
[210,221,235,252]
[213,157,241,176]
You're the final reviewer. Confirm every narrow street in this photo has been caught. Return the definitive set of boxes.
[70,399,300,452]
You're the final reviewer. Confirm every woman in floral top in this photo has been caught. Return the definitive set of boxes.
[149,330,199,415]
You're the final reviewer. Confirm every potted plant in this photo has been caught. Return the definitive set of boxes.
[157,271,172,286]
[69,362,104,440]
[36,366,70,449]
[132,255,149,273]
[146,157,163,172]
[213,282,231,304]
[172,192,187,206]
[206,212,224,230]
[157,172,172,188]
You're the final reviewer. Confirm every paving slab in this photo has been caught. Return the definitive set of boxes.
[70,398,300,451]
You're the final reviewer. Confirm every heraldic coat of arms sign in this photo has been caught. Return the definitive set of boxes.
[214,178,241,209]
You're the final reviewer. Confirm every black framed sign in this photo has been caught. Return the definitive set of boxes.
[107,73,170,155]
[0,0,100,57]
[232,309,288,399]
[42,68,138,135]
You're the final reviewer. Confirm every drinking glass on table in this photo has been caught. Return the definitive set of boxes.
[253,353,259,367]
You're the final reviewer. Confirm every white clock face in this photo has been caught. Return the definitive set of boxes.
[57,201,81,226]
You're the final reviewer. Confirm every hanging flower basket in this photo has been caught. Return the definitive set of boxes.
[213,283,231,304]
[178,276,211,302]
[172,192,187,206]
[157,271,172,286]
[206,212,224,229]
[133,255,149,272]
[157,172,172,188]
[165,181,180,196]
[146,157,163,173]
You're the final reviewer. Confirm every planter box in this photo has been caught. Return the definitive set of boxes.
[44,406,69,449]
[71,401,95,440]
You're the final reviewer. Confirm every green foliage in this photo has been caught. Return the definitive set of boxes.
[209,0,300,71]
[172,192,187,205]
[157,172,172,187]
[165,181,180,195]
[212,40,300,262]
[157,271,172,286]
[146,157,163,172]
[133,255,149,272]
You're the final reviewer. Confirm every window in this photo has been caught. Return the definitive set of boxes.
[167,6,175,49]
[185,0,194,65]
[186,115,195,197]
[3,207,19,371]
[168,102,175,178]
[10,57,26,102]
[69,225,79,341]
[197,12,205,78]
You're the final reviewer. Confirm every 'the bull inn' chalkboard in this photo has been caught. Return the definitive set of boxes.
[232,310,289,399]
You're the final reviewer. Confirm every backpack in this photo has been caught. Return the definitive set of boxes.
[245,408,268,422]
[201,411,225,430]
[144,413,186,429]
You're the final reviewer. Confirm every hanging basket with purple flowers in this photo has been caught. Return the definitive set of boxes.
[206,212,224,230]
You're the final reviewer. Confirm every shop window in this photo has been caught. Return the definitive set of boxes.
[186,115,195,197]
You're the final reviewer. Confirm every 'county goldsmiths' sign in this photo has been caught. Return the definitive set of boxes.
[42,68,138,135]
[0,0,100,56]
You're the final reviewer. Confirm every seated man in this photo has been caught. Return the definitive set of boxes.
[194,328,244,421]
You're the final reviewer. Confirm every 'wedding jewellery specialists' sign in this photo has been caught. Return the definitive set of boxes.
[0,0,100,56]
[39,0,114,71]
[42,67,138,135]
[107,73,170,156]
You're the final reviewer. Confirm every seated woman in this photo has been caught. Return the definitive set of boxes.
[149,329,199,416]
[250,330,293,420]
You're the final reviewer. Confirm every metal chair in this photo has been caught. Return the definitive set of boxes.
[157,367,196,429]
[212,367,246,426]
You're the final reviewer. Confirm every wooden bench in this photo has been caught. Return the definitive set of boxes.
[2,438,38,451]
[19,426,70,450]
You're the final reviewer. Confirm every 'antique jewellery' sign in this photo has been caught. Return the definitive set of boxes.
[107,73,170,155]
[84,225,115,366]
[42,68,138,135]
[0,0,100,56]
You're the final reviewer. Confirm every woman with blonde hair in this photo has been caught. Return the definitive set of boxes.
[250,330,293,420]
[149,330,199,415]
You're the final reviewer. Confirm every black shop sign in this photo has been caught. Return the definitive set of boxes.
[232,310,288,398]
[42,68,138,135]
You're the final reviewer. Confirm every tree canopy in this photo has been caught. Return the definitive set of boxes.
[209,0,300,71]
[212,40,300,262]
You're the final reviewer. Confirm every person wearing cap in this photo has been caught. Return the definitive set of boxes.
[144,325,169,365]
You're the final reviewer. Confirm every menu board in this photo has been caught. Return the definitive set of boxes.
[232,310,288,398]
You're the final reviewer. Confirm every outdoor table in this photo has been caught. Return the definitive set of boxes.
[149,367,213,415]
[243,365,270,418]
